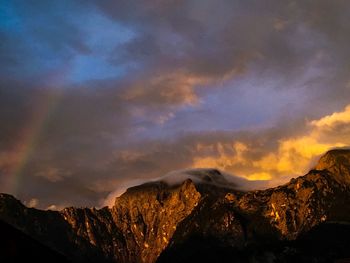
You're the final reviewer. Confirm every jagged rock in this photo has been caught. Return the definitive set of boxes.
[110,179,201,262]
[1,150,350,262]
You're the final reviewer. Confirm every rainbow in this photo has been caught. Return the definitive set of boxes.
[4,87,64,195]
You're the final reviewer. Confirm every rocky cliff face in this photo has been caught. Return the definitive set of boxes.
[1,149,350,262]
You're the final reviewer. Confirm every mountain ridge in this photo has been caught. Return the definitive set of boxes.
[1,149,350,262]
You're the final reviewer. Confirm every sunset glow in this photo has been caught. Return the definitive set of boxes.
[1,1,350,209]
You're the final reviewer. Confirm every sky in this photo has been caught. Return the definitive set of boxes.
[1,0,350,209]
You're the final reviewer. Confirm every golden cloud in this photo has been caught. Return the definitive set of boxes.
[311,105,350,128]
[192,142,248,170]
[191,105,350,181]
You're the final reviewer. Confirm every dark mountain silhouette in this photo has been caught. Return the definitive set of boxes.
[0,219,70,262]
[1,149,350,262]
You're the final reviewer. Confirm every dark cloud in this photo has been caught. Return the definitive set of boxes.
[0,80,132,207]
[91,0,350,116]
[1,0,350,208]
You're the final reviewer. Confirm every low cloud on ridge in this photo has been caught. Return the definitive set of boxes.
[101,104,350,209]
[101,168,271,208]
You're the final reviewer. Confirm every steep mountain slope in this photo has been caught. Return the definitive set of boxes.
[1,149,350,262]
[159,149,350,262]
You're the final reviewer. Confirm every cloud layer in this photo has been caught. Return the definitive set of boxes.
[0,0,350,209]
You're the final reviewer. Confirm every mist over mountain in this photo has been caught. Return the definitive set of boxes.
[1,149,350,262]
[102,168,271,207]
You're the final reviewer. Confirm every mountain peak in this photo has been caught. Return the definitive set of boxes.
[2,150,350,262]
[160,168,236,188]
[315,149,350,184]
[316,149,350,169]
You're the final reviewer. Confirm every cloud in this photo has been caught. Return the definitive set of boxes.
[100,168,270,208]
[0,1,90,80]
[192,142,249,171]
[98,103,350,205]
[88,0,350,133]
[101,179,152,207]
[0,82,132,208]
[25,198,39,208]
[1,0,350,209]
[189,104,350,180]
[311,105,350,128]
[46,204,66,211]
[121,73,202,108]
[35,168,71,183]
[32,102,350,208]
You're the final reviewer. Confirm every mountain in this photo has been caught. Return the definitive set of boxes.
[1,149,350,262]
[0,219,70,262]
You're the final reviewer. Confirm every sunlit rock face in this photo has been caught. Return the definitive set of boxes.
[1,150,350,262]
[110,180,201,263]
[315,149,350,184]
